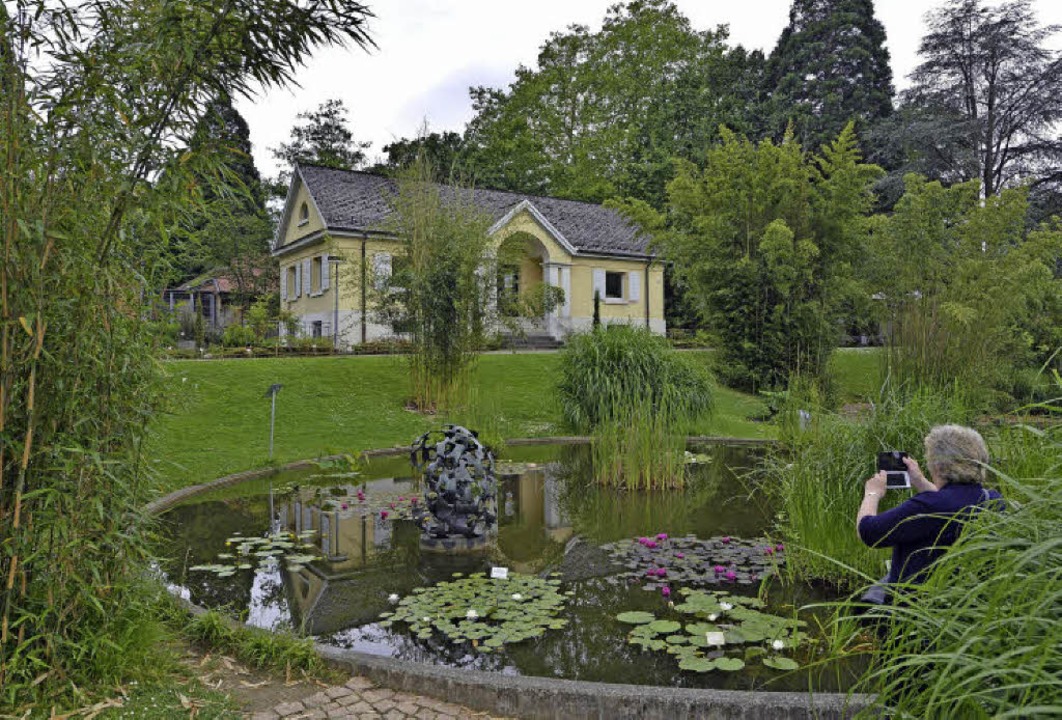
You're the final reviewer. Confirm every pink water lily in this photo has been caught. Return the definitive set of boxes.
[721,536,731,544]
[340,503,349,510]
[724,570,737,581]
[656,533,668,541]
[714,565,726,574]
[646,541,658,549]
[661,586,671,598]
[380,510,389,519]
[775,544,785,552]
[675,553,685,559]
[655,568,667,577]
[764,546,776,555]
[637,536,649,545]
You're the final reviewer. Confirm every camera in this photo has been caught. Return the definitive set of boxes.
[877,451,911,489]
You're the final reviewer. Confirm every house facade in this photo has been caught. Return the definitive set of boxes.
[272,165,665,347]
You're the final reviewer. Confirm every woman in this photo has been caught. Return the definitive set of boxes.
[857,425,1003,590]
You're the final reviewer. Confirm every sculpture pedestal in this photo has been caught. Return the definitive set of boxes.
[419,535,493,554]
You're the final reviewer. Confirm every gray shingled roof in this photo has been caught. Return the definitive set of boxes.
[293,165,652,258]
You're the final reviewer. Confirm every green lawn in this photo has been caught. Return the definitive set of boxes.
[148,351,773,492]
[828,347,884,403]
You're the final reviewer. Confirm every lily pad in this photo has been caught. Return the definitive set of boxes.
[714,657,745,672]
[762,656,800,671]
[648,620,682,634]
[616,611,656,625]
[678,657,718,673]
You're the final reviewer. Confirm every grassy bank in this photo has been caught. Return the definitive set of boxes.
[148,351,777,492]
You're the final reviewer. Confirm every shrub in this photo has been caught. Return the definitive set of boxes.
[221,324,257,348]
[557,325,714,488]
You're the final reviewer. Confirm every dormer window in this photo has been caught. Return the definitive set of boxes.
[298,202,309,226]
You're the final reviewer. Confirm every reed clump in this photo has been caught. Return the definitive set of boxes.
[557,325,714,489]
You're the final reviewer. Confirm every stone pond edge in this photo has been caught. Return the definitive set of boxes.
[149,436,875,720]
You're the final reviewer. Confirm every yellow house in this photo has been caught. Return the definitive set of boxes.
[272,165,665,347]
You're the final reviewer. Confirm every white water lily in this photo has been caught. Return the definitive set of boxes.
[720,602,733,611]
[772,639,785,651]
[705,631,726,647]
[466,609,479,620]
[708,613,718,621]
[511,593,523,601]
[421,616,431,622]
[387,593,399,603]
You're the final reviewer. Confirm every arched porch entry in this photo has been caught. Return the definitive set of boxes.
[495,232,570,339]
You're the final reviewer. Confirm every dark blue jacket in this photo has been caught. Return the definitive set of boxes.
[858,483,1003,584]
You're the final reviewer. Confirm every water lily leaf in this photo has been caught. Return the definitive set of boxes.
[616,611,656,625]
[648,620,682,634]
[763,656,800,671]
[714,657,745,672]
[678,657,717,673]
[665,635,688,645]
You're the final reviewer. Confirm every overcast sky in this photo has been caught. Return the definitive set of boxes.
[237,0,1062,177]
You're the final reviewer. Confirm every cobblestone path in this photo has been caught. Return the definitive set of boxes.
[249,674,505,720]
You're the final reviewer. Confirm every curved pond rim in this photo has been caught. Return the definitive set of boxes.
[144,435,777,515]
[148,436,877,720]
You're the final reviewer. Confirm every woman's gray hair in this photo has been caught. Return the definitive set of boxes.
[924,425,989,485]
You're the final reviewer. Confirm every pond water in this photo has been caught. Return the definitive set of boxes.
[158,443,862,691]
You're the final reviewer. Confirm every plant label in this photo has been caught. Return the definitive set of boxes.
[490,566,509,579]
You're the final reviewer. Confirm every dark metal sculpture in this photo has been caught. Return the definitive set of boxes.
[410,425,497,540]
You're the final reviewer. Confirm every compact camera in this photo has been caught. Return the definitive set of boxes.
[876,451,911,490]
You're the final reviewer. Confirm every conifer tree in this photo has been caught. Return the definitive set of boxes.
[765,0,894,151]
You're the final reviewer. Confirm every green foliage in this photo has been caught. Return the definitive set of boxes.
[661,124,883,391]
[0,0,372,705]
[764,0,894,151]
[841,420,1061,717]
[380,573,570,652]
[761,388,970,588]
[271,98,371,173]
[462,0,763,207]
[872,175,1062,408]
[618,589,807,673]
[557,325,714,488]
[184,610,323,676]
[375,153,494,411]
[221,324,256,348]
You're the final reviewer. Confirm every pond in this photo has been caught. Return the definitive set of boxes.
[158,442,862,692]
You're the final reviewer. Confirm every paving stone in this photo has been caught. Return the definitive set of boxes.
[296,710,327,720]
[336,692,363,707]
[345,676,375,691]
[302,692,330,709]
[394,702,420,715]
[347,701,374,714]
[274,701,306,717]
[382,711,406,720]
[361,689,394,703]
[250,712,279,720]
[325,686,351,700]
[372,699,396,713]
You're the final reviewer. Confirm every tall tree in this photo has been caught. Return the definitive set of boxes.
[461,0,757,208]
[370,130,467,179]
[271,98,370,173]
[765,0,894,151]
[181,94,275,310]
[875,0,1062,198]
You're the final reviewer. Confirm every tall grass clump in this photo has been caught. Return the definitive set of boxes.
[557,325,714,489]
[761,386,968,588]
[841,418,1060,718]
[0,1,371,709]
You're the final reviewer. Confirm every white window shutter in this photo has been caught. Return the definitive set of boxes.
[280,266,287,301]
[628,271,641,302]
[374,253,392,290]
[302,259,311,295]
[294,264,301,297]
[321,254,330,291]
[592,269,606,300]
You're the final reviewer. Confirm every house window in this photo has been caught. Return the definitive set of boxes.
[605,272,624,300]
[298,202,309,225]
[311,321,323,338]
[287,266,299,299]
